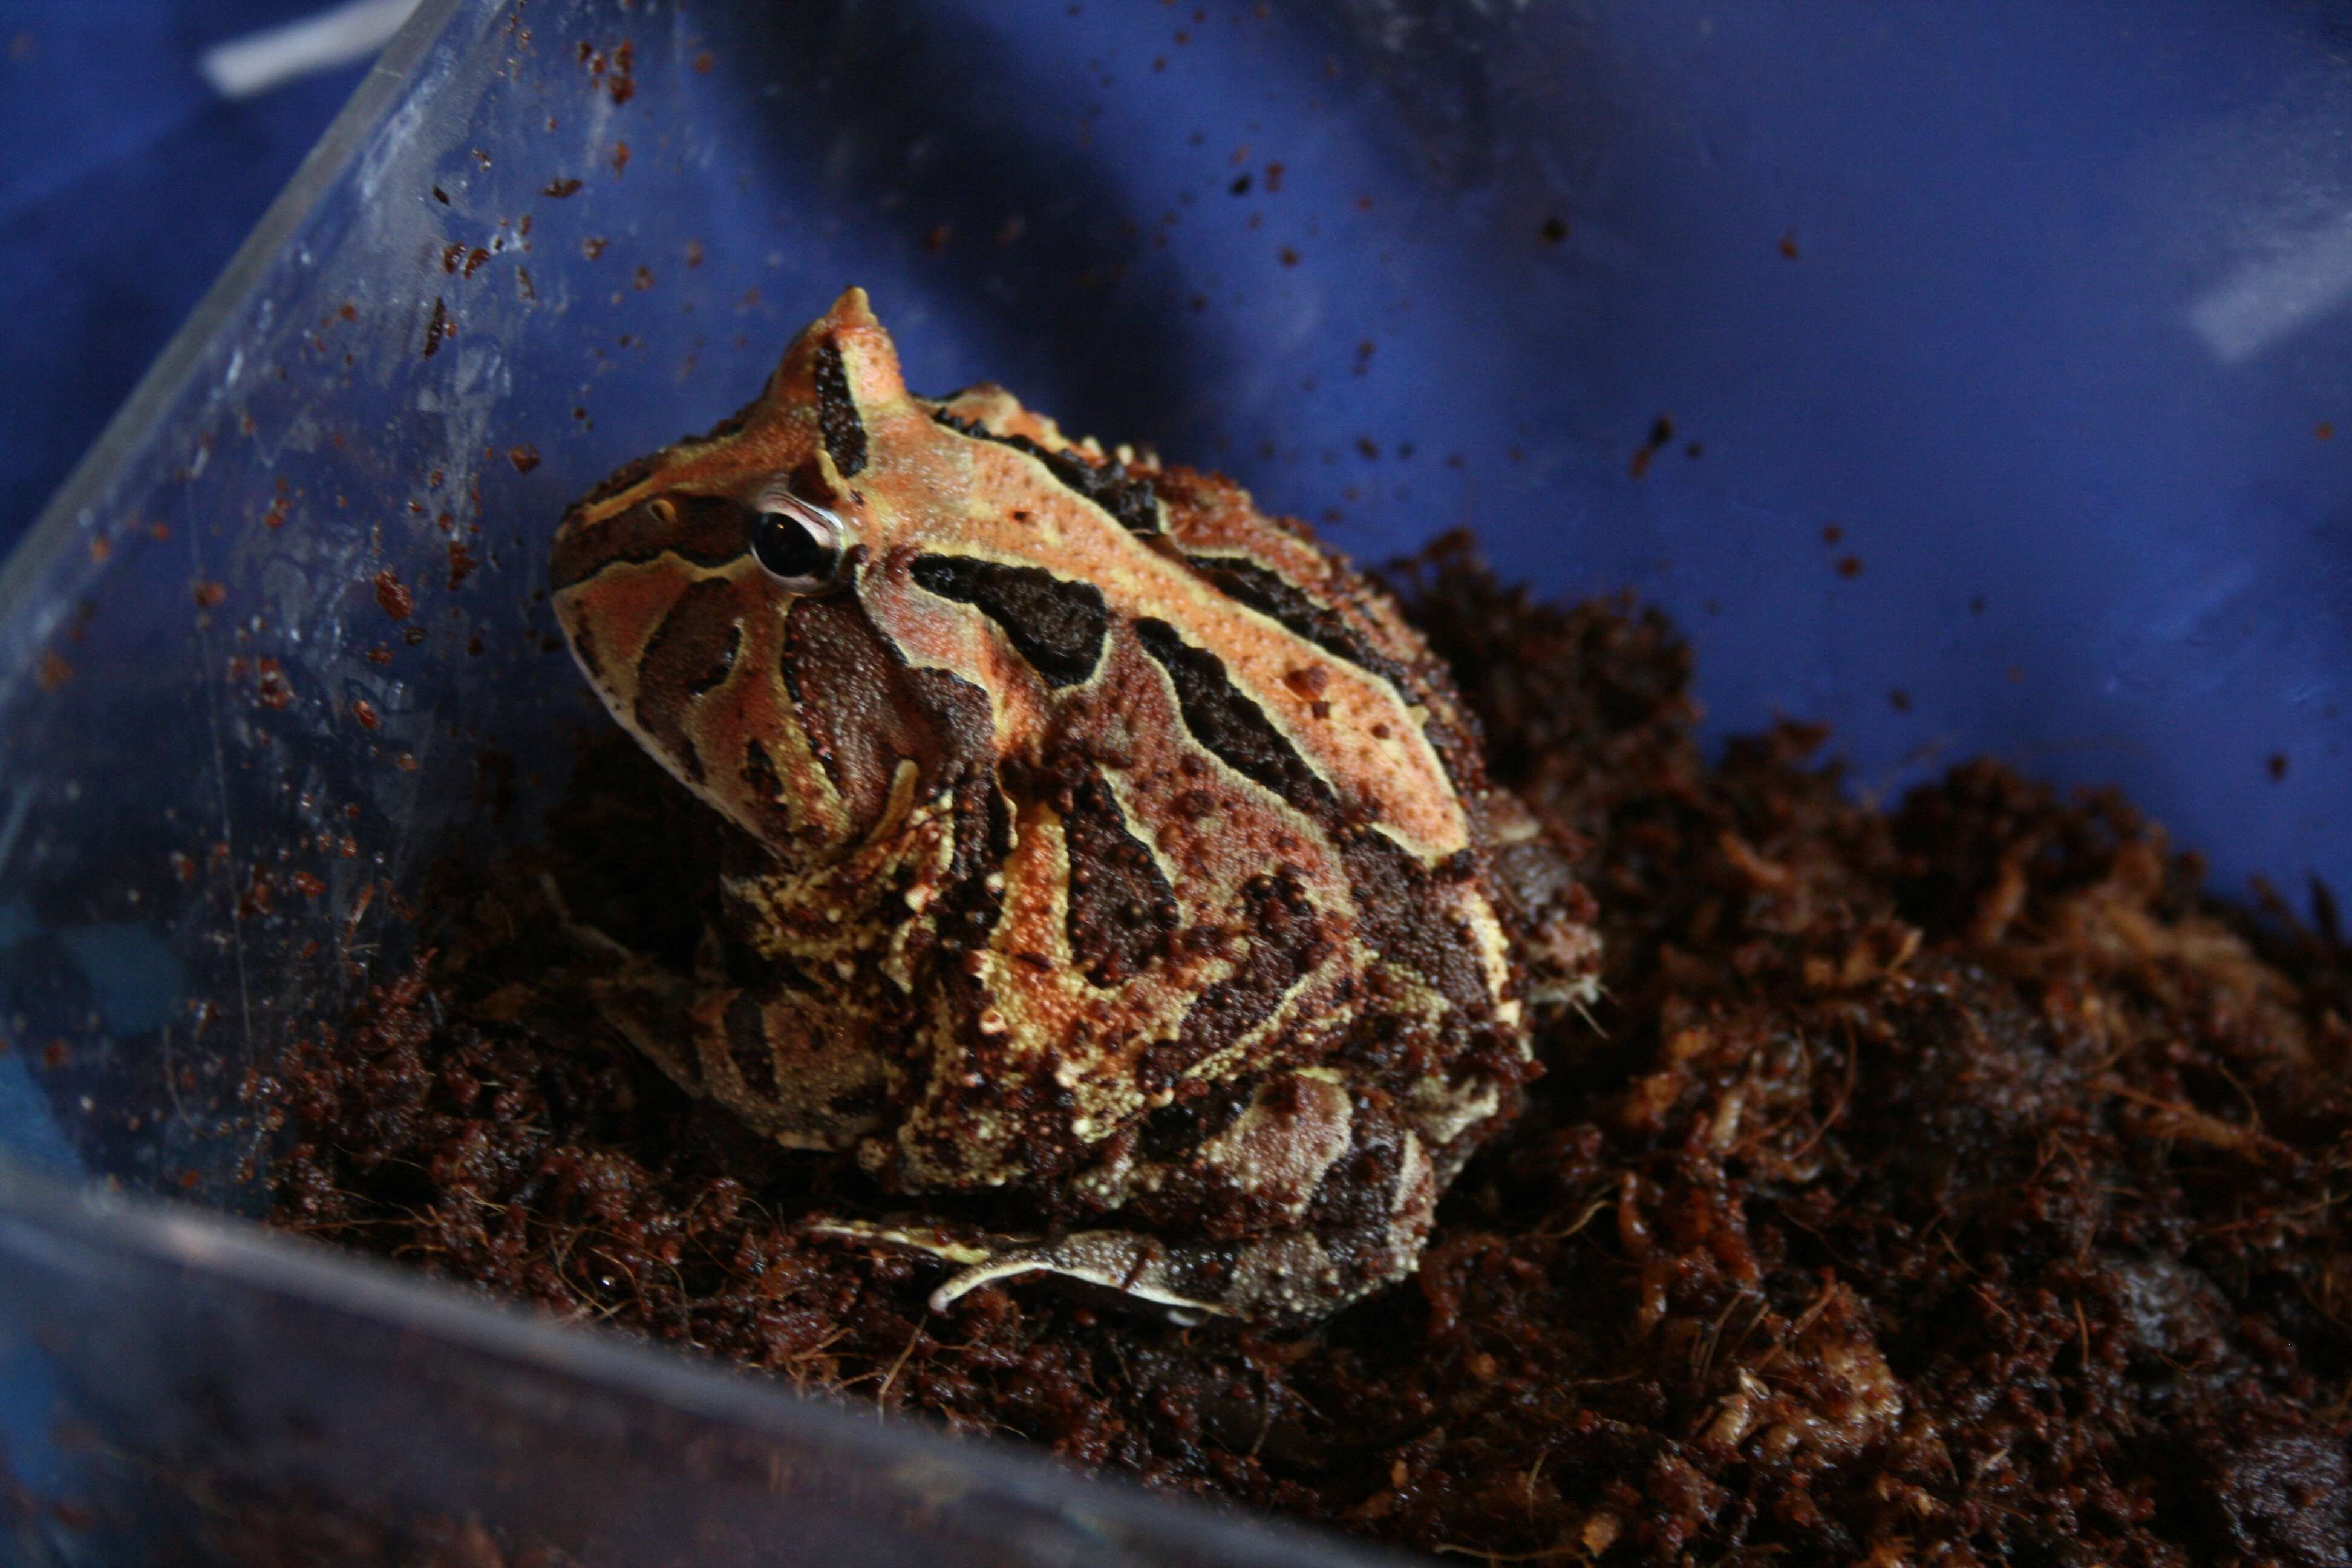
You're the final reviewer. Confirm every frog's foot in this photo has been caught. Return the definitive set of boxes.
[536,872,638,961]
[806,1217,1382,1328]
[807,1216,1236,1325]
[535,873,707,1092]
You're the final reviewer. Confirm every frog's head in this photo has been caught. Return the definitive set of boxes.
[552,288,1017,864]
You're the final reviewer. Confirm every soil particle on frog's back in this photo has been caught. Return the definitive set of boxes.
[258,534,2352,1568]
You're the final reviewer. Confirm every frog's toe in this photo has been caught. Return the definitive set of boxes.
[537,872,639,962]
[803,1215,993,1270]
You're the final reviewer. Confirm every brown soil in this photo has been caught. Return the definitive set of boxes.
[253,540,2352,1567]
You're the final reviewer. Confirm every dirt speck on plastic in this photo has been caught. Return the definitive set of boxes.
[371,571,414,621]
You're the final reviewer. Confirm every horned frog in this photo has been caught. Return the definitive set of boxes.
[550,289,1597,1326]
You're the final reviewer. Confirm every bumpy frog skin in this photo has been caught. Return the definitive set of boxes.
[550,289,1598,1325]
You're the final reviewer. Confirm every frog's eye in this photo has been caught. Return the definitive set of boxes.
[749,487,848,593]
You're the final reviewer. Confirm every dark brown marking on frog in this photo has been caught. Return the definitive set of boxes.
[929,775,1014,955]
[932,410,1162,535]
[1133,1077,1255,1166]
[553,492,751,589]
[1134,618,1339,822]
[779,594,947,840]
[633,578,746,783]
[812,336,869,477]
[1171,868,1330,1068]
[1181,553,1419,697]
[739,737,792,841]
[1337,831,1491,1013]
[909,554,1109,690]
[1060,767,1179,986]
[722,993,779,1100]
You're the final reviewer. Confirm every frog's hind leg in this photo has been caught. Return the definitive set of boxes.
[538,872,878,1144]
[537,871,710,1093]
[942,1225,1412,1328]
[589,963,889,1152]
[802,1219,1243,1325]
[810,1211,1423,1329]
[809,1123,1440,1328]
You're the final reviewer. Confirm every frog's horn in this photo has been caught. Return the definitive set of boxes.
[568,290,907,527]
[768,286,909,421]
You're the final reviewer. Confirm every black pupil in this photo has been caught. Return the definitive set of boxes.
[752,509,836,583]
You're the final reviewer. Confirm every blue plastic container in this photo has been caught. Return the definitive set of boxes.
[1,1,2344,1560]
